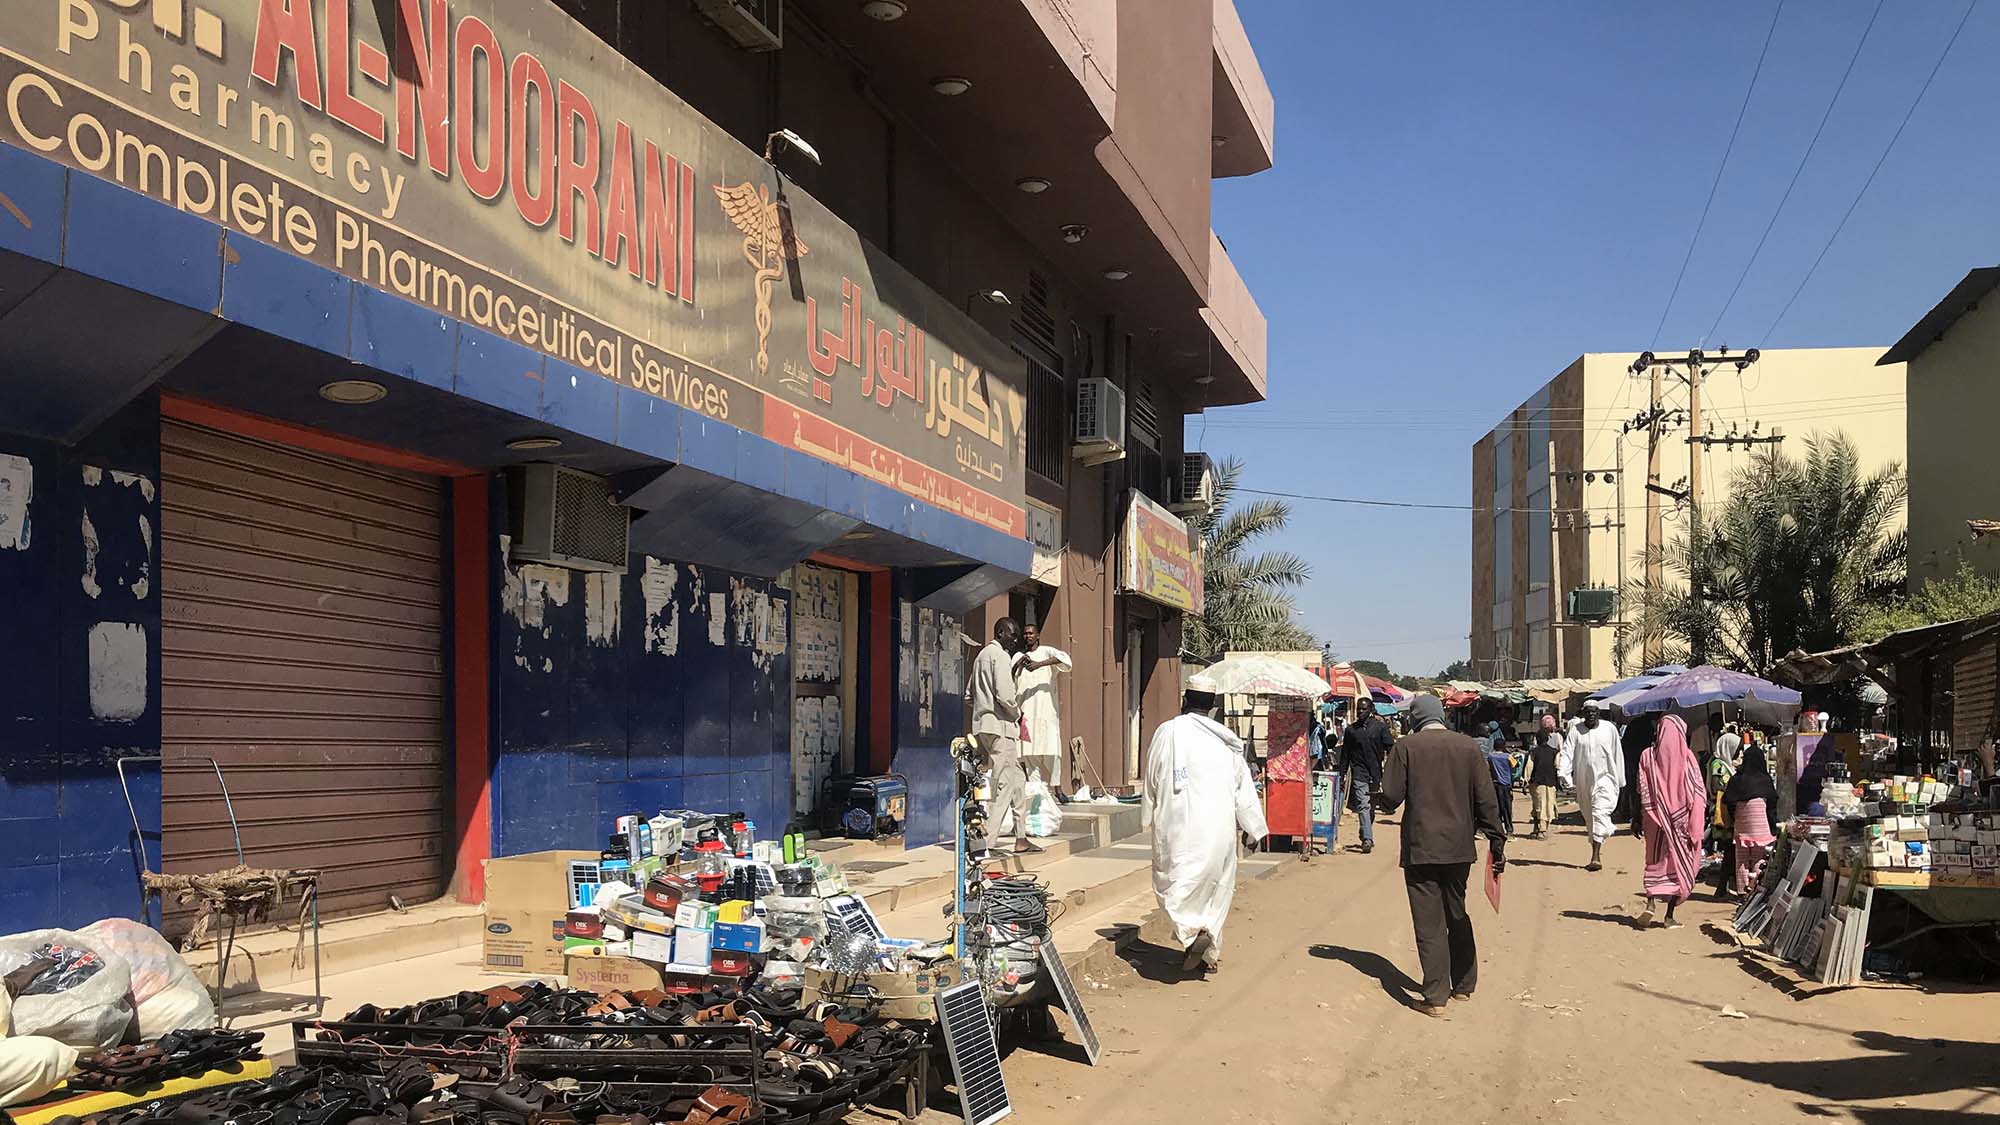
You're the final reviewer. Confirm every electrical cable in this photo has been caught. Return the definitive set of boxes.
[1761,0,1981,342]
[1648,0,1787,350]
[1704,0,1884,343]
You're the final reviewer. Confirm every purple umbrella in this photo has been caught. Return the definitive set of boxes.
[1619,665,1801,721]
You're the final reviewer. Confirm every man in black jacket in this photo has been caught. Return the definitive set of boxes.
[1379,694,1506,1018]
[1341,706,1393,854]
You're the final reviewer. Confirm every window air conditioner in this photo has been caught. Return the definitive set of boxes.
[508,464,631,574]
[1169,452,1217,516]
[1073,377,1127,467]
[694,0,782,51]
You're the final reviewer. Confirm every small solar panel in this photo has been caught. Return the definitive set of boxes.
[726,858,778,897]
[823,893,884,942]
[937,981,1011,1125]
[1037,937,1100,1065]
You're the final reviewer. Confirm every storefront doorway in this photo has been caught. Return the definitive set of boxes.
[790,561,861,821]
[1126,623,1145,784]
[158,417,450,922]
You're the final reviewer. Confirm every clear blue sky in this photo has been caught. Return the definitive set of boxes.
[1207,0,2000,678]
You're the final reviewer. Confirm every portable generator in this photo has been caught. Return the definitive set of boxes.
[838,774,909,839]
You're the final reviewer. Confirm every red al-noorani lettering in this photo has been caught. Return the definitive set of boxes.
[248,0,694,303]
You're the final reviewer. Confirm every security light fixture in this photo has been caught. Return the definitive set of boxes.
[1212,135,1227,148]
[1101,267,1131,281]
[930,75,972,96]
[1061,224,1089,244]
[1194,374,1215,386]
[763,128,821,165]
[318,379,387,404]
[506,436,564,451]
[976,289,1011,305]
[860,0,907,20]
[1015,176,1051,194]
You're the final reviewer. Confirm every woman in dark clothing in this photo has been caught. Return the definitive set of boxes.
[1719,745,1781,896]
[1527,714,1564,838]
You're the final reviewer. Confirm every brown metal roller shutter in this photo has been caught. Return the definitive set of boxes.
[1954,638,1998,754]
[160,418,448,923]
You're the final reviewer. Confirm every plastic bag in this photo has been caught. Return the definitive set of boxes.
[0,980,11,1036]
[0,1035,78,1106]
[1024,774,1063,838]
[78,920,214,1039]
[0,930,134,1052]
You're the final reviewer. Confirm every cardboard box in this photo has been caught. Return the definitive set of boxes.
[602,897,676,937]
[803,962,964,1020]
[671,927,713,971]
[714,921,764,953]
[630,929,675,964]
[485,849,600,973]
[566,953,666,993]
[675,902,719,929]
[563,937,608,957]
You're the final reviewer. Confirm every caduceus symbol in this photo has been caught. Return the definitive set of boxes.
[714,181,810,376]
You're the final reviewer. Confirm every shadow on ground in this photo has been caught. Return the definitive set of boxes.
[1558,909,1642,929]
[1115,937,1201,985]
[1701,1032,1999,1117]
[1307,944,1424,1011]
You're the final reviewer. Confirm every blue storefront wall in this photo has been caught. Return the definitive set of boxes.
[0,395,163,933]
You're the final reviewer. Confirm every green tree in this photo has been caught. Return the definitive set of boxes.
[1620,434,1905,672]
[1183,456,1314,661]
[1853,564,2000,643]
[1436,658,1475,681]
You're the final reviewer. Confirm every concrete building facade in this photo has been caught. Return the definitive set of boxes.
[1471,348,1905,681]
[0,0,1273,931]
[1882,268,2000,591]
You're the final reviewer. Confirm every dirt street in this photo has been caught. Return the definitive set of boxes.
[937,801,1999,1124]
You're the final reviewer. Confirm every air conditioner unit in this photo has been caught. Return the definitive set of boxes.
[1169,452,1217,515]
[508,464,631,574]
[1073,377,1127,467]
[1567,586,1617,622]
[693,0,782,51]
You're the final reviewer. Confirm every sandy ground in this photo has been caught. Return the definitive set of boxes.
[909,794,2000,1125]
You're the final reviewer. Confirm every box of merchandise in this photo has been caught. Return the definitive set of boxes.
[485,849,600,974]
[803,960,964,1020]
[676,902,720,929]
[630,929,675,964]
[602,897,676,937]
[567,954,665,993]
[564,937,608,957]
[671,927,714,971]
[714,921,764,953]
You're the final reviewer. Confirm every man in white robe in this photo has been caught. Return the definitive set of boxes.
[1564,699,1625,872]
[1013,624,1073,791]
[1141,673,1269,973]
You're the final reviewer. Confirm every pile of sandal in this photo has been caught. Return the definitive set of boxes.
[66,1028,266,1091]
[293,980,927,1125]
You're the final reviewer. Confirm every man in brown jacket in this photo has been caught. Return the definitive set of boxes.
[1378,694,1506,1017]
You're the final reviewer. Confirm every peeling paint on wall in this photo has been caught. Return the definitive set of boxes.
[707,591,727,646]
[500,542,573,629]
[132,516,152,599]
[80,509,101,598]
[0,453,31,550]
[640,557,680,655]
[584,572,620,647]
[87,621,147,722]
[109,470,156,502]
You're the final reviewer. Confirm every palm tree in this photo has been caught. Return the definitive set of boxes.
[1620,434,1905,673]
[1183,457,1315,661]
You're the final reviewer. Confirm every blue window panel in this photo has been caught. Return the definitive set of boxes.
[678,415,739,477]
[65,175,221,313]
[455,326,544,420]
[222,234,351,357]
[350,287,455,390]
[616,388,681,462]
[0,147,66,262]
[541,361,618,442]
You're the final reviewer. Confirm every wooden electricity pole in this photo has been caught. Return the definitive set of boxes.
[1688,349,1705,513]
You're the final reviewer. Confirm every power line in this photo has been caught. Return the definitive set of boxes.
[1240,487,1630,514]
[1705,0,1884,342]
[1761,0,1981,341]
[1648,0,1787,350]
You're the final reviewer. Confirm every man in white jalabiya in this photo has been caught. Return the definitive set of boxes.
[1142,673,1269,974]
[1564,699,1625,872]
[1013,623,1073,790]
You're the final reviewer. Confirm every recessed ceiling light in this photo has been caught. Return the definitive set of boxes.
[318,379,387,404]
[1061,224,1089,244]
[930,75,972,96]
[506,436,563,451]
[1212,135,1228,148]
[976,289,1012,305]
[860,0,907,20]
[1101,267,1131,281]
[1015,176,1051,194]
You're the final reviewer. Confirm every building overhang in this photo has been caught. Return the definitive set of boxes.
[0,146,1029,592]
[1210,0,1275,178]
[1879,267,2000,367]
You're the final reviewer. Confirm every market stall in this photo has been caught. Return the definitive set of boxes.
[1205,655,1335,855]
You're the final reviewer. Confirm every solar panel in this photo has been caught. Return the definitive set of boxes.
[725,858,778,898]
[823,893,884,942]
[936,981,1011,1125]
[1036,937,1100,1065]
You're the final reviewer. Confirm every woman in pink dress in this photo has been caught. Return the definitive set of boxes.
[1723,744,1780,896]
[1637,714,1706,928]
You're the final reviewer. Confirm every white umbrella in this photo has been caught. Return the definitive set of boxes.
[1197,655,1331,699]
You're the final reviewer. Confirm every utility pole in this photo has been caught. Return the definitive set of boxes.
[1615,431,1627,676]
[1688,350,1704,512]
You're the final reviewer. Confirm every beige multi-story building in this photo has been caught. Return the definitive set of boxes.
[1882,268,2000,589]
[1471,348,1906,681]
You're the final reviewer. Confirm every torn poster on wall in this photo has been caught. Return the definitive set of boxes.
[0,453,30,550]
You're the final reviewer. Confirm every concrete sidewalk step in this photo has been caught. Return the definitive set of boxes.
[186,898,484,999]
[843,801,1145,916]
